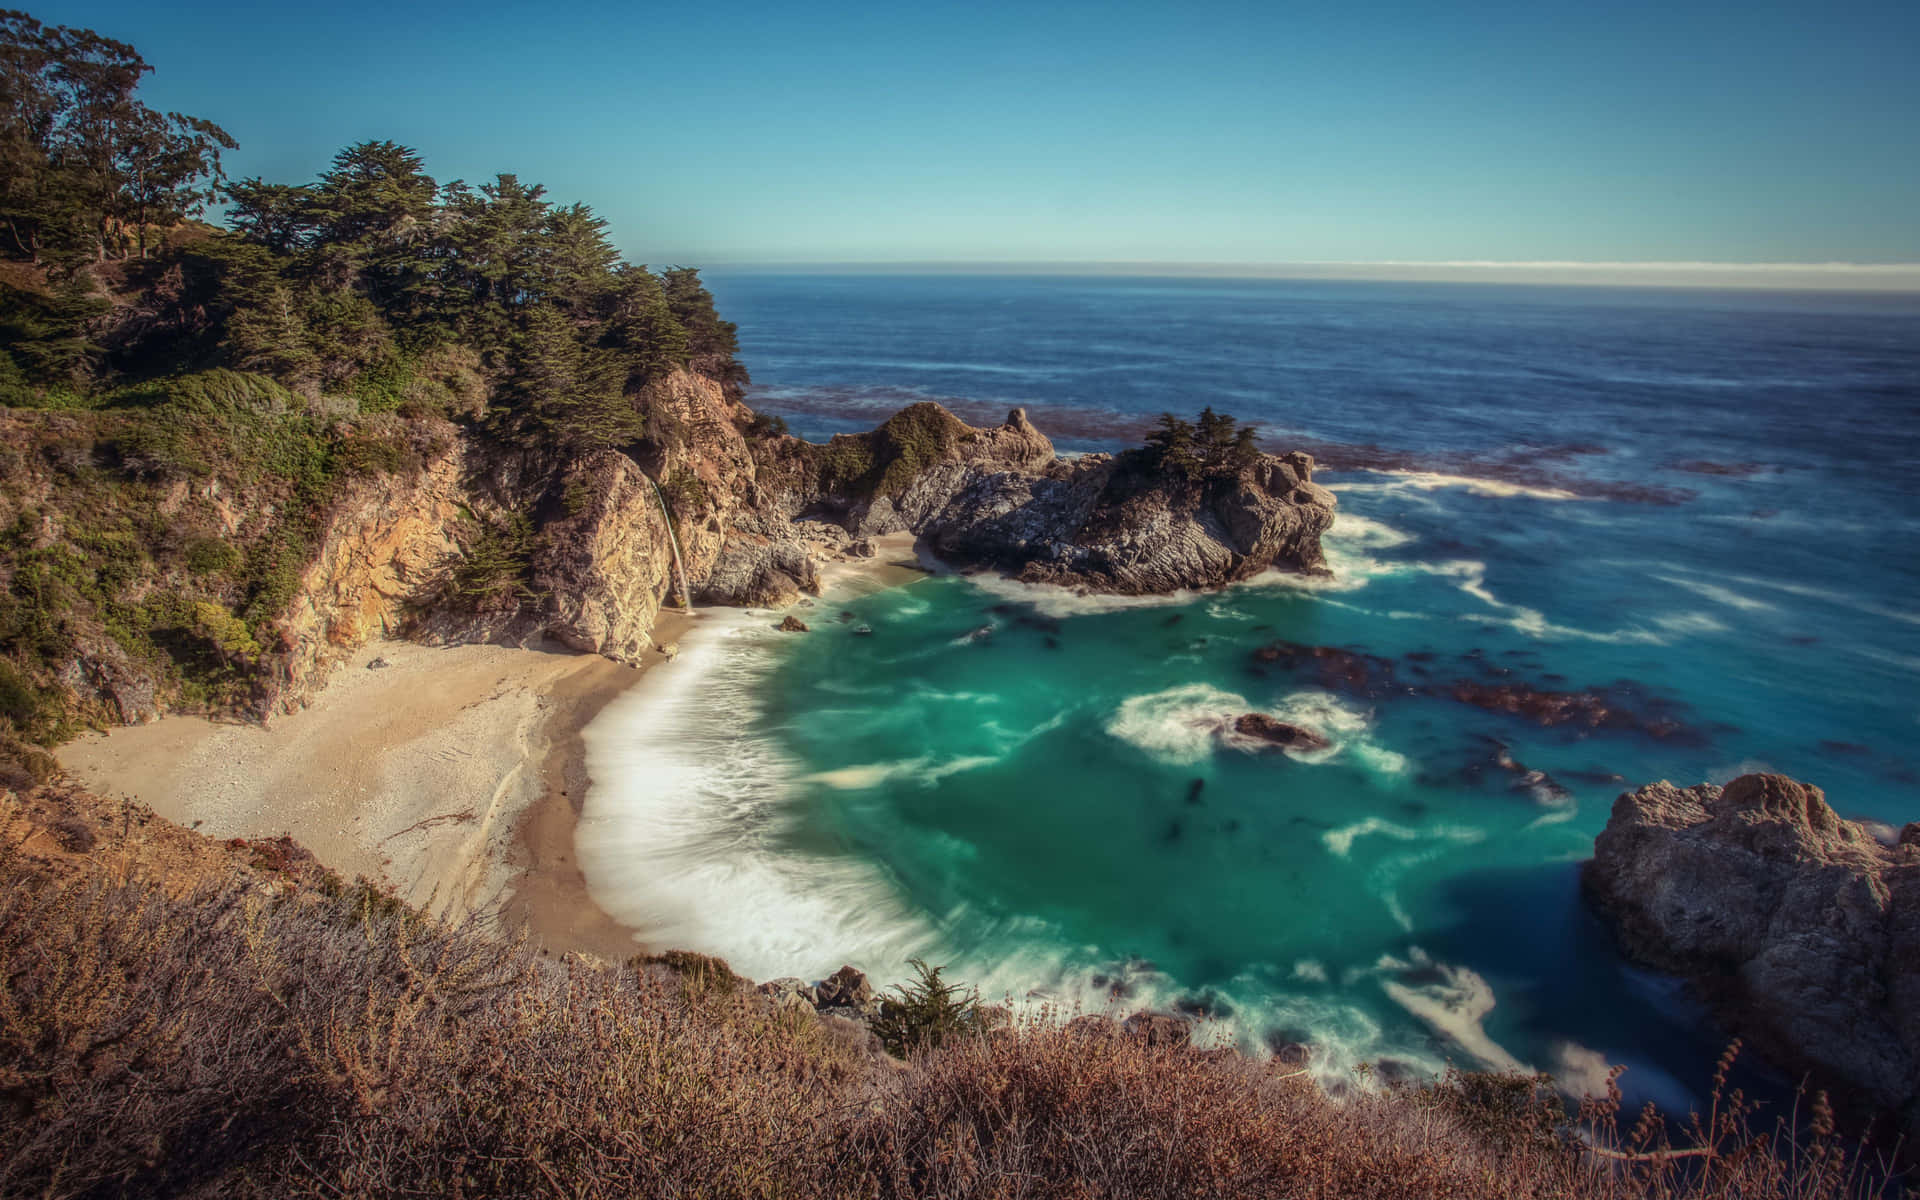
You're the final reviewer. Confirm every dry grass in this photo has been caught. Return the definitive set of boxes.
[0,795,1905,1200]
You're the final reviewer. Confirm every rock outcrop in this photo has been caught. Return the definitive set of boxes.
[24,367,1338,734]
[1230,714,1331,752]
[272,429,469,712]
[531,449,680,662]
[773,404,1336,594]
[1585,773,1920,1134]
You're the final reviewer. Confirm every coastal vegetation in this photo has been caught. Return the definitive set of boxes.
[1138,406,1263,482]
[3,12,1909,1199]
[0,783,1896,1199]
[0,12,748,768]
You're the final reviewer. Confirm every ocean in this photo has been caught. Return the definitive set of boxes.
[581,273,1920,1111]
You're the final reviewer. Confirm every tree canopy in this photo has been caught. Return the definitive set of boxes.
[0,9,234,265]
[1,11,745,460]
[1141,407,1262,481]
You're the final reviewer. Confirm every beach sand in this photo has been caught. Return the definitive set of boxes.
[58,629,684,945]
[57,533,930,958]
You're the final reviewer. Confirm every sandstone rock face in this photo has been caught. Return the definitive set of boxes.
[1585,773,1920,1131]
[532,450,679,663]
[274,438,469,712]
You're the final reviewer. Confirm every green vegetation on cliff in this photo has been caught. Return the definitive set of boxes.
[0,11,757,763]
[812,402,973,501]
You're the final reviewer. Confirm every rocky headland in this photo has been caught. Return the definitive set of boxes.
[26,373,1335,734]
[1584,772,1920,1138]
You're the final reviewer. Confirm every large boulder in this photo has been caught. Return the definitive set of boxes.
[815,964,876,1011]
[1585,773,1920,1134]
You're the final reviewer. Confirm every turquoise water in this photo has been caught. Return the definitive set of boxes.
[583,276,1920,1113]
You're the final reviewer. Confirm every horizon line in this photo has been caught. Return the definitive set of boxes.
[690,259,1920,292]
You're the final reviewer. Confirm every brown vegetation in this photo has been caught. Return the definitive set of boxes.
[0,783,1903,1199]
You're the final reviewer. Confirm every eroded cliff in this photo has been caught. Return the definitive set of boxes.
[7,368,1337,738]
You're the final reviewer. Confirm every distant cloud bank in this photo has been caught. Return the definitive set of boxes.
[715,260,1920,291]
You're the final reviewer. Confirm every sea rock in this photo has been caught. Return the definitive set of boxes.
[919,446,1336,594]
[1231,713,1331,752]
[777,404,1336,594]
[1444,680,1693,740]
[1585,773,1920,1134]
[777,614,810,633]
[815,964,874,1010]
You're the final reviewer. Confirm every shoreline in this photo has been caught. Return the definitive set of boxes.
[501,612,691,960]
[566,533,932,957]
[56,534,932,962]
[55,636,671,937]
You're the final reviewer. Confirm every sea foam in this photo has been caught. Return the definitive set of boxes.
[579,614,945,983]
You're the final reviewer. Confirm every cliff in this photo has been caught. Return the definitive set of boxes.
[1,363,1335,750]
[1585,773,1920,1138]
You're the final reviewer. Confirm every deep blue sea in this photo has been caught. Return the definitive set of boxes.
[583,274,1920,1112]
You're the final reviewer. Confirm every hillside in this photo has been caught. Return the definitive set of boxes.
[0,777,1887,1199]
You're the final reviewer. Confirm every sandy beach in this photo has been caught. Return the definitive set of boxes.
[57,533,930,958]
[57,629,685,948]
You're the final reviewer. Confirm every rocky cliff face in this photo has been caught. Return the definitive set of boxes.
[271,440,470,712]
[913,439,1335,594]
[268,387,1337,710]
[762,403,1337,594]
[33,372,1337,731]
[1585,773,1920,1134]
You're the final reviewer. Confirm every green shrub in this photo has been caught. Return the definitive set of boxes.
[441,511,540,611]
[184,537,242,577]
[0,660,55,739]
[110,370,330,489]
[348,351,415,415]
[870,957,983,1056]
[744,409,789,438]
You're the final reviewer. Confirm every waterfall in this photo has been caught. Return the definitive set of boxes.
[644,473,693,612]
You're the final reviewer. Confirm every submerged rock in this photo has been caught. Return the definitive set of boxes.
[1585,773,1920,1137]
[1443,680,1694,740]
[1249,640,1399,699]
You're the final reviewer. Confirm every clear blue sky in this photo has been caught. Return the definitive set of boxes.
[30,0,1920,268]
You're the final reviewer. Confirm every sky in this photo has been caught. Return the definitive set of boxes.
[30,0,1920,280]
